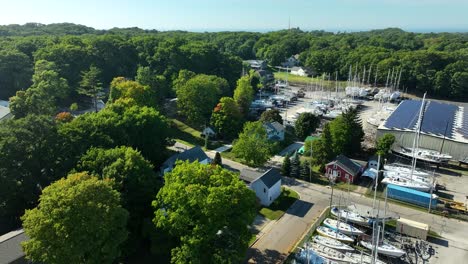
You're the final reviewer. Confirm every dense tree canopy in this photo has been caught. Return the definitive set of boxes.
[176,74,224,124]
[260,109,283,124]
[294,112,320,139]
[22,172,128,264]
[210,97,243,139]
[153,161,257,264]
[232,121,272,167]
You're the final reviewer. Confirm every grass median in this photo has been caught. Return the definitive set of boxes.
[259,187,300,220]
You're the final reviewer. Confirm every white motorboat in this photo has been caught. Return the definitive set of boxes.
[381,177,432,192]
[296,247,339,264]
[316,226,354,243]
[309,242,357,263]
[384,164,430,177]
[312,235,354,252]
[323,218,365,236]
[330,207,369,226]
[345,252,387,264]
[360,240,406,258]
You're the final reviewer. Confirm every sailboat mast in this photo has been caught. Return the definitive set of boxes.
[374,64,379,87]
[385,70,390,89]
[410,92,427,179]
[396,68,402,91]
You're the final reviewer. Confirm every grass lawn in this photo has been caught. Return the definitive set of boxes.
[248,232,258,246]
[259,187,300,220]
[170,119,222,150]
[274,72,347,88]
[334,182,358,192]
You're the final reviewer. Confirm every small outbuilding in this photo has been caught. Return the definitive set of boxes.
[290,66,311,77]
[396,218,429,240]
[0,100,12,122]
[326,155,363,183]
[240,168,282,206]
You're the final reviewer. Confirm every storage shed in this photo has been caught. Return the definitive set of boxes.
[396,218,429,240]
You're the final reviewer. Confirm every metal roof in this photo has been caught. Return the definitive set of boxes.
[0,229,27,264]
[387,184,433,199]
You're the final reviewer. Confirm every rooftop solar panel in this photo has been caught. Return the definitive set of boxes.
[420,101,457,138]
[384,100,422,130]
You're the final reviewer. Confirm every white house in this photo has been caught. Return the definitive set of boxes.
[0,100,12,122]
[290,66,310,77]
[240,168,282,206]
[160,146,210,175]
[281,55,300,68]
[244,60,267,70]
[263,121,285,141]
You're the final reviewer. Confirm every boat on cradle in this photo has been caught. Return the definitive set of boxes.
[394,147,445,165]
[316,226,354,243]
[323,218,365,236]
[381,177,432,192]
[295,247,339,264]
[384,164,430,177]
[309,242,357,263]
[405,147,452,162]
[312,235,354,252]
[383,171,434,186]
[345,252,387,264]
[330,206,369,226]
[360,240,406,258]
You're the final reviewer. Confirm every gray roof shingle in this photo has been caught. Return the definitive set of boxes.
[240,168,281,188]
[0,229,27,264]
[328,154,362,176]
[162,146,209,169]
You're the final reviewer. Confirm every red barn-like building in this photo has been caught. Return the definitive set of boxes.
[326,155,363,183]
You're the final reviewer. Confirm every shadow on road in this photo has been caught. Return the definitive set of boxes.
[287,200,314,218]
[245,248,287,264]
[428,237,449,247]
[221,164,240,172]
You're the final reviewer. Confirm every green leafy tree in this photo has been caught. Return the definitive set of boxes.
[232,121,272,167]
[176,74,224,124]
[212,152,223,166]
[0,49,33,99]
[376,133,396,156]
[233,75,254,116]
[0,115,64,222]
[294,112,320,139]
[311,139,328,172]
[135,66,170,105]
[76,146,159,255]
[210,97,243,139]
[78,65,103,112]
[260,109,283,124]
[21,172,128,264]
[281,153,291,177]
[153,161,257,264]
[109,77,156,107]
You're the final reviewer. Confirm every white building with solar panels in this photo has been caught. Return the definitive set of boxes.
[377,100,468,161]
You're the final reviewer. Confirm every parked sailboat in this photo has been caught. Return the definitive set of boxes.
[330,206,369,226]
[316,226,354,243]
[308,242,357,263]
[381,177,432,192]
[360,240,406,258]
[312,235,354,251]
[296,247,340,264]
[345,252,387,264]
[323,218,365,236]
[384,164,430,177]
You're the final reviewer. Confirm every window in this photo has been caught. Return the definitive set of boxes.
[270,196,272,201]
[337,171,341,177]
[264,188,266,193]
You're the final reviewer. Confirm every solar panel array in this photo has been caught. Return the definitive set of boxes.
[420,101,457,138]
[384,100,422,130]
[458,107,468,139]
[384,100,460,139]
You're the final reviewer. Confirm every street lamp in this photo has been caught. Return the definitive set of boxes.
[328,175,335,216]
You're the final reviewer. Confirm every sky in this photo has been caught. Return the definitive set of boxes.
[0,0,467,32]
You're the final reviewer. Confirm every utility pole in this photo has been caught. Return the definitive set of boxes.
[309,141,313,183]
[329,176,334,216]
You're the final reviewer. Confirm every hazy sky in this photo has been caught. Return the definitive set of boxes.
[0,0,467,32]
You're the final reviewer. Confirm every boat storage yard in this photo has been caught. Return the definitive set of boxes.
[266,83,468,264]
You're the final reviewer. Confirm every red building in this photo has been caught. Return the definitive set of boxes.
[325,155,363,183]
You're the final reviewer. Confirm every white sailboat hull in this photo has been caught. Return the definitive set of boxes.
[316,226,354,243]
[323,218,365,236]
[330,207,369,226]
[381,178,432,192]
[360,240,406,258]
[312,235,354,252]
[345,252,387,264]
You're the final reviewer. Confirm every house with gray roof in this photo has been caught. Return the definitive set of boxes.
[325,154,363,184]
[161,146,210,175]
[263,121,285,141]
[240,168,282,206]
[0,229,28,264]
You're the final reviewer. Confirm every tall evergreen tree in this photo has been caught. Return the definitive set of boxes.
[212,152,223,166]
[281,153,291,177]
[300,161,311,181]
[78,65,103,112]
[290,153,300,178]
